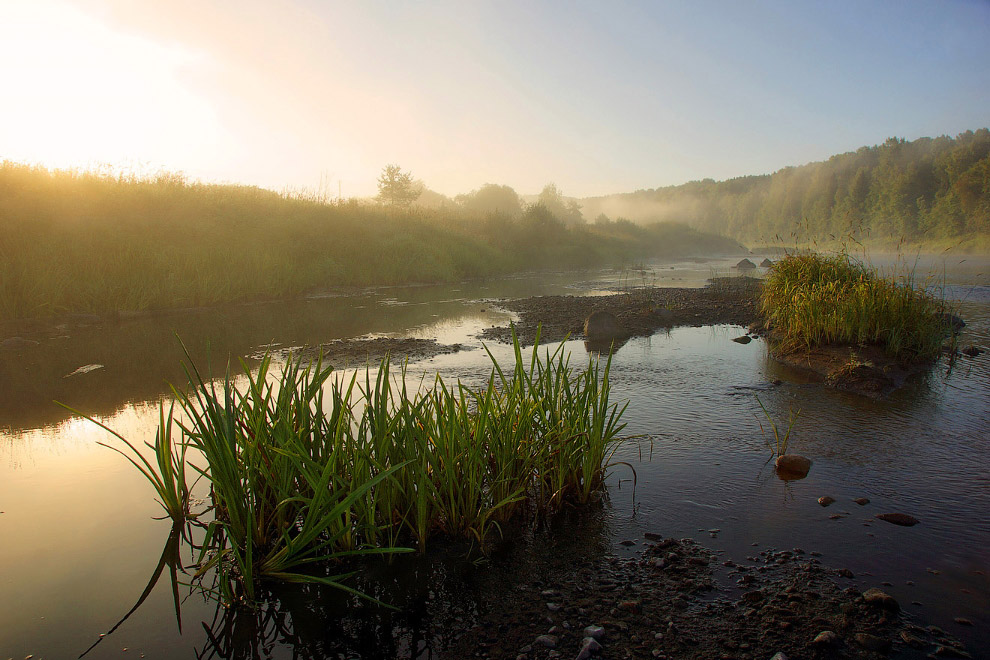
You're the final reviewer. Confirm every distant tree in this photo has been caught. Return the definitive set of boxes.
[537,183,585,226]
[377,164,422,207]
[456,183,523,217]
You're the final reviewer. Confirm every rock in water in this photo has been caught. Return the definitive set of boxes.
[818,496,836,507]
[863,588,900,611]
[732,335,752,344]
[583,311,624,340]
[736,258,757,270]
[876,513,919,526]
[853,497,871,506]
[775,454,812,479]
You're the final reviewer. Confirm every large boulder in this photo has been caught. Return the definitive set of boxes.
[735,258,757,270]
[583,311,624,340]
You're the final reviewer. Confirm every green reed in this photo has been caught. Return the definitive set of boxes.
[86,331,627,605]
[759,252,950,360]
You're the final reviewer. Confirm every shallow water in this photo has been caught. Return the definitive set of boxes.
[1,254,988,658]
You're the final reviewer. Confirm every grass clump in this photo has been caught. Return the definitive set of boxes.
[87,332,627,605]
[759,252,951,360]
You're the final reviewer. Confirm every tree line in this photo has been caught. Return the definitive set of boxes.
[582,129,990,247]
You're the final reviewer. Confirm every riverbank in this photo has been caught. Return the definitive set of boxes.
[438,533,972,660]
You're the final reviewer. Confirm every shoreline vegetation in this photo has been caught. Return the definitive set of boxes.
[0,162,742,321]
[86,332,628,605]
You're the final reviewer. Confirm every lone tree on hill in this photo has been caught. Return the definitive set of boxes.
[376,164,422,207]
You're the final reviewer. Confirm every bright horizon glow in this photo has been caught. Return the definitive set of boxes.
[1,0,988,200]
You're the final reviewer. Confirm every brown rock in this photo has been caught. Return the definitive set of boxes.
[863,588,900,611]
[876,513,919,526]
[853,497,870,506]
[583,311,624,340]
[812,630,839,646]
[775,454,812,479]
[818,496,836,507]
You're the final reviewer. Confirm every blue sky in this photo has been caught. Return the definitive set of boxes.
[1,0,988,198]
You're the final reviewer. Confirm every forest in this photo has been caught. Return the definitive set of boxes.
[582,130,990,250]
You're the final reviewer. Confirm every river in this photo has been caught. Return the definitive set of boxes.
[1,254,987,659]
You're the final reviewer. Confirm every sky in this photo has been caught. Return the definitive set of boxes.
[1,0,988,199]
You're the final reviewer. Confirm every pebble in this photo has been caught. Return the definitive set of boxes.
[853,497,871,505]
[583,625,605,641]
[954,617,973,626]
[575,637,602,660]
[546,603,561,612]
[836,568,854,578]
[812,630,839,646]
[933,645,972,658]
[817,496,836,507]
[534,634,558,649]
[854,632,891,652]
[769,653,789,660]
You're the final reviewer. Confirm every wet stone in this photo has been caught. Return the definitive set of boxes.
[854,632,891,652]
[534,634,558,649]
[583,625,605,641]
[862,588,900,611]
[812,630,839,647]
[875,512,919,526]
[818,496,836,507]
[853,497,871,505]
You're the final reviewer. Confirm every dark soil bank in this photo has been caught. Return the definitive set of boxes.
[439,536,972,660]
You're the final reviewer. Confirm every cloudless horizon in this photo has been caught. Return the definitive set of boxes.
[1,0,988,199]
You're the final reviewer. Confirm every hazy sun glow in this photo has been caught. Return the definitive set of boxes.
[1,0,987,198]
[0,1,218,174]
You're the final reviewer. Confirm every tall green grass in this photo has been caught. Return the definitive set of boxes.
[0,162,740,319]
[89,332,628,605]
[760,252,950,360]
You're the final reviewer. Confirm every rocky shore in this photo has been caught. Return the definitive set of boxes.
[480,277,761,348]
[439,535,972,660]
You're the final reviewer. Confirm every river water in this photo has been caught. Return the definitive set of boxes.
[1,254,987,659]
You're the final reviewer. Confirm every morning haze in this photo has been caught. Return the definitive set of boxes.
[2,2,990,660]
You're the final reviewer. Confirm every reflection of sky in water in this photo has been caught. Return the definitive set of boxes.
[1,255,988,657]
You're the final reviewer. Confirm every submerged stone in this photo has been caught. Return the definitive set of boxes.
[818,496,836,507]
[876,513,919,526]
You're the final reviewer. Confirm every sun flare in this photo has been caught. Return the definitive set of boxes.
[0,1,217,174]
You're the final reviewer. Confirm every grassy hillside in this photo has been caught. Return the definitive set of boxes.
[0,163,741,319]
[582,129,990,251]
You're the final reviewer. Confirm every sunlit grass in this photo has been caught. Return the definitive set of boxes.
[86,331,628,605]
[759,252,950,360]
[0,162,740,319]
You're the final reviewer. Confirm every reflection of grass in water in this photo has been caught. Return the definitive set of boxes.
[0,162,741,319]
[79,330,629,606]
[760,252,951,360]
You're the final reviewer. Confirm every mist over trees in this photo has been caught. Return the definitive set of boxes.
[582,130,990,246]
[376,164,422,207]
